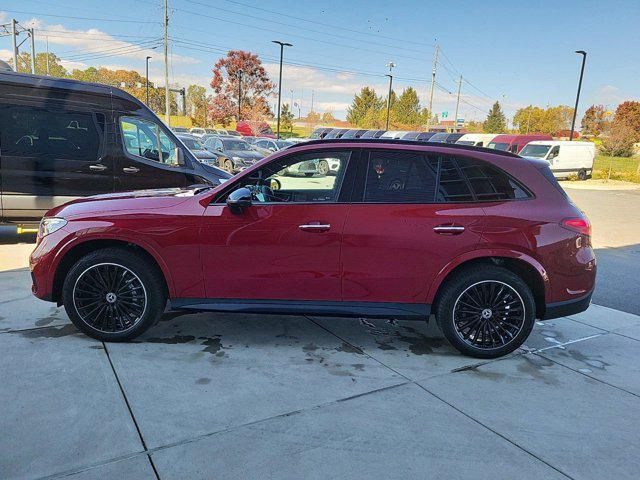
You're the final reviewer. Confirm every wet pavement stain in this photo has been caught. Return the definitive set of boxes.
[201,337,223,355]
[89,345,104,350]
[516,355,560,386]
[302,342,319,353]
[564,349,610,370]
[35,317,55,327]
[196,377,211,385]
[375,338,397,350]
[395,326,447,355]
[335,342,364,355]
[146,334,196,344]
[17,324,78,339]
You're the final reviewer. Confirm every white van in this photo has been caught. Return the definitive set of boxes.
[519,141,595,180]
[380,130,409,139]
[455,133,498,147]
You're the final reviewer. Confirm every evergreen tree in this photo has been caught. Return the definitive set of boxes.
[346,87,384,126]
[281,103,294,132]
[483,101,507,133]
[393,87,421,126]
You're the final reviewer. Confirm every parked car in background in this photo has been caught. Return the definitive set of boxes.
[444,133,465,143]
[520,140,595,180]
[32,138,595,359]
[309,127,333,139]
[227,130,243,137]
[203,136,263,173]
[360,130,387,139]
[236,120,275,138]
[190,127,207,138]
[428,133,450,143]
[486,134,553,154]
[381,130,409,139]
[341,129,368,139]
[0,71,230,225]
[255,138,296,152]
[401,131,422,140]
[324,128,350,139]
[456,133,498,147]
[176,134,226,167]
[172,127,190,134]
[414,132,437,142]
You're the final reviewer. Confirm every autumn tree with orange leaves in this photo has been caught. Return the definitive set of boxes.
[209,50,275,126]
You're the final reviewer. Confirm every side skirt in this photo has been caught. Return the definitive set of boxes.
[170,298,431,320]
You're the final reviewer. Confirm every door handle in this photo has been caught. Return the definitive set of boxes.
[122,167,140,174]
[299,223,331,233]
[433,224,465,235]
[89,164,108,171]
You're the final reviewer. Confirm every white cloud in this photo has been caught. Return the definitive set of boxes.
[316,101,351,112]
[593,84,627,105]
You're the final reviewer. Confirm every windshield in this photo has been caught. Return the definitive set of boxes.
[520,144,551,158]
[223,139,250,150]
[180,137,204,150]
[487,142,509,151]
[456,140,475,146]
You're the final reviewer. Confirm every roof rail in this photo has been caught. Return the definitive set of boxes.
[291,138,521,158]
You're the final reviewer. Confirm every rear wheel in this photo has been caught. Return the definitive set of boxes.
[223,159,234,173]
[62,248,166,341]
[317,160,330,176]
[578,168,588,181]
[435,265,535,358]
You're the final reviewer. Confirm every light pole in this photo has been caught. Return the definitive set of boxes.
[272,40,292,139]
[570,50,587,141]
[236,69,243,122]
[385,62,395,130]
[145,56,151,106]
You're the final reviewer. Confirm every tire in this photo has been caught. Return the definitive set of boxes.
[317,160,330,176]
[435,265,535,358]
[62,248,166,342]
[223,159,234,174]
[578,169,588,181]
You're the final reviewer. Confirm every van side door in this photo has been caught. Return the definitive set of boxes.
[0,103,112,221]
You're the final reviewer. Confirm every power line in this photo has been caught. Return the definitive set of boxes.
[62,39,162,61]
[2,10,160,24]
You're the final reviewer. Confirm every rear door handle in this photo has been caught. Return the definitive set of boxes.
[433,225,465,235]
[299,223,331,233]
[89,164,108,171]
[122,167,140,174]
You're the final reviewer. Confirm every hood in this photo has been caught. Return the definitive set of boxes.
[45,187,205,219]
[227,149,263,160]
[192,149,218,159]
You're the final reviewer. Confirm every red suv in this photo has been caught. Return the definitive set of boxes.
[30,140,596,358]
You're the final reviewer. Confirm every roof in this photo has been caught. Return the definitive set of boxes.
[526,140,595,147]
[288,138,521,158]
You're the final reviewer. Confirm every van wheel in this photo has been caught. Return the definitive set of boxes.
[223,159,234,173]
[62,248,166,342]
[317,160,330,175]
[435,266,535,358]
[578,169,588,181]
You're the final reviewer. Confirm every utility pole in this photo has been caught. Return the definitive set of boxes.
[29,28,35,74]
[453,75,462,133]
[290,88,294,112]
[11,19,18,72]
[236,70,243,121]
[385,62,395,130]
[310,89,314,113]
[163,0,170,125]
[427,44,439,129]
[145,56,151,106]
[570,50,587,141]
[272,40,292,139]
[45,36,50,75]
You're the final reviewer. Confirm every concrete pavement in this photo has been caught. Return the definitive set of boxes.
[2,266,640,480]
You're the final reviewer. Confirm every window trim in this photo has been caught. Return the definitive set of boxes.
[119,115,183,167]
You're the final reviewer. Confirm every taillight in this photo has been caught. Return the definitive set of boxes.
[561,217,591,236]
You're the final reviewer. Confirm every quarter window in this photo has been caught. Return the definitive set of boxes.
[121,117,178,165]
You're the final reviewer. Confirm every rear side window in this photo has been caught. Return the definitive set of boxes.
[455,157,531,201]
[364,150,438,203]
[0,106,103,161]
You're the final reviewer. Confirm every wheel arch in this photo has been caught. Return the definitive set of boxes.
[51,238,173,304]
[428,251,550,319]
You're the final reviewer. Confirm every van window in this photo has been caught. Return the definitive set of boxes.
[520,144,551,158]
[364,150,438,203]
[510,144,519,153]
[548,146,560,159]
[0,107,103,161]
[121,117,178,165]
[487,142,509,151]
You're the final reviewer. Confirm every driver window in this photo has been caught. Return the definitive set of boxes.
[121,117,179,165]
[226,150,351,204]
[548,146,560,159]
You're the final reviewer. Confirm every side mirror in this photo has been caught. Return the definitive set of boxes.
[226,187,252,214]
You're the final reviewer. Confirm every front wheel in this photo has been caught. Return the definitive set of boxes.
[62,248,166,341]
[578,169,588,181]
[435,265,535,358]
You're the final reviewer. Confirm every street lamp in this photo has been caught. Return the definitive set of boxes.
[272,40,293,139]
[385,62,395,130]
[145,56,151,106]
[236,69,244,122]
[570,50,587,141]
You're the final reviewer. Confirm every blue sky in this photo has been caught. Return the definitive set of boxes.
[1,0,639,122]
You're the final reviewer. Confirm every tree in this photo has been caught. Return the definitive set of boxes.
[600,123,636,157]
[280,103,294,132]
[483,101,507,133]
[346,87,384,126]
[14,52,68,77]
[209,50,274,126]
[321,111,336,124]
[613,101,640,142]
[581,104,608,136]
[512,105,574,135]
[464,121,484,133]
[186,85,209,127]
[393,87,421,127]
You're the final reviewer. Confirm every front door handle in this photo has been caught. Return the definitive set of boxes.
[89,164,108,171]
[433,224,465,235]
[299,223,331,233]
[122,167,140,174]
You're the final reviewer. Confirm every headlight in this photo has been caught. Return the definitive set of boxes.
[38,217,67,238]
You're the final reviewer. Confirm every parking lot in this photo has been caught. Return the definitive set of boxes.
[2,181,640,480]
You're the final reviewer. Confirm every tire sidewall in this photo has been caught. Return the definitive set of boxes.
[62,249,165,341]
[436,266,536,358]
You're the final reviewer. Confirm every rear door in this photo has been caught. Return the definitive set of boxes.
[341,149,486,305]
[0,103,112,221]
[115,115,188,191]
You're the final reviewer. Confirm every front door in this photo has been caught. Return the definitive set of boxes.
[0,105,112,220]
[115,116,188,191]
[201,149,354,301]
[341,149,486,305]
